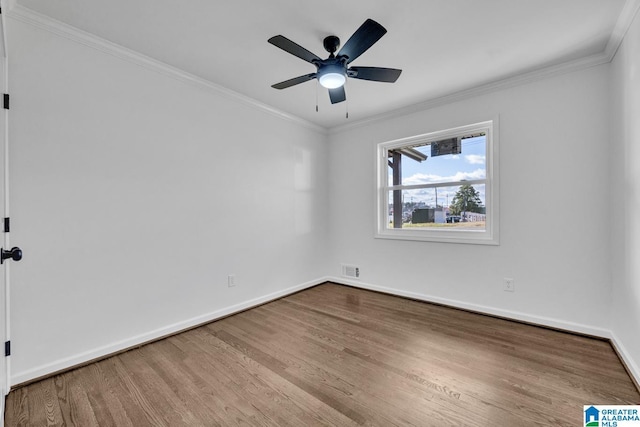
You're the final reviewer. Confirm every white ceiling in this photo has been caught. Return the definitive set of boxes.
[13,0,629,129]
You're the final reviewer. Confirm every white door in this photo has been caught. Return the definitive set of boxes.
[0,8,24,412]
[0,50,6,411]
[0,6,9,406]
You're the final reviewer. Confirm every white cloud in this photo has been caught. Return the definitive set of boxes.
[403,168,486,185]
[465,154,486,165]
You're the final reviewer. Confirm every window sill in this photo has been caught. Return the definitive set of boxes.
[374,228,499,245]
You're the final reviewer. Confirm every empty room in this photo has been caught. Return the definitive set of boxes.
[1,0,640,425]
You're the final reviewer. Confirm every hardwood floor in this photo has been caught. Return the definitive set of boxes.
[5,283,639,426]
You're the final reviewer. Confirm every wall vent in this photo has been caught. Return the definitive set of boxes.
[342,264,360,279]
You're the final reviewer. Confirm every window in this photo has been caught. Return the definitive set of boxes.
[376,120,498,244]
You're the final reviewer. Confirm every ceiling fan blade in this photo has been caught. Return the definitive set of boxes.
[268,35,322,64]
[328,86,346,104]
[348,66,402,83]
[337,19,387,64]
[272,73,317,89]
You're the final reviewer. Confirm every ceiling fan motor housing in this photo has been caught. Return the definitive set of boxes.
[323,35,340,54]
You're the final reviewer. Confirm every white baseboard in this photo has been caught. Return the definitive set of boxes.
[609,331,640,390]
[327,276,611,338]
[11,277,327,386]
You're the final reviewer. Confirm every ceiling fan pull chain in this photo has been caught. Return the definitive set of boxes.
[345,81,349,119]
[316,81,319,112]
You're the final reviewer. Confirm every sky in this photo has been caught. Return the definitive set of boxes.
[389,135,486,208]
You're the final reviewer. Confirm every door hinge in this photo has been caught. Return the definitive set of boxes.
[3,94,9,110]
[3,217,9,232]
[4,341,10,357]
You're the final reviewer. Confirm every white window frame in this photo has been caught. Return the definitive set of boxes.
[375,120,499,245]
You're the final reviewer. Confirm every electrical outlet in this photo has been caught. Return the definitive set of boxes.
[503,278,514,292]
[228,274,236,287]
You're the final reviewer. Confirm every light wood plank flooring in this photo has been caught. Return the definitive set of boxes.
[5,283,639,426]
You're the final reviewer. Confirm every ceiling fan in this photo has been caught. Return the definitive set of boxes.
[268,19,402,105]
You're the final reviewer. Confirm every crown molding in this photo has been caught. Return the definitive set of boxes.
[5,4,328,135]
[329,51,611,135]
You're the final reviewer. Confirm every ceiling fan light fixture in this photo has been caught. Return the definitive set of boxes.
[319,72,346,89]
[318,63,346,89]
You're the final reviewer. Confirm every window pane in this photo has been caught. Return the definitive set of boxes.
[388,135,486,186]
[387,183,486,230]
[377,120,497,244]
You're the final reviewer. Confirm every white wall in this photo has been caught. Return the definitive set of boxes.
[610,7,640,382]
[8,18,329,384]
[327,65,612,336]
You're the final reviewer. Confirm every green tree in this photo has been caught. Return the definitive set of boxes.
[449,184,483,216]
